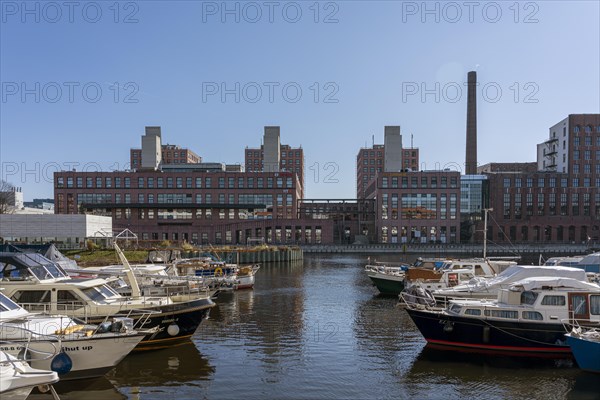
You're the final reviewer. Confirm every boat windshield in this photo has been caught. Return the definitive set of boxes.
[0,292,20,311]
[82,284,121,302]
[14,253,69,280]
[520,291,538,305]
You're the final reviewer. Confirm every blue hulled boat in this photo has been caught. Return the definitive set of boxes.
[566,328,600,373]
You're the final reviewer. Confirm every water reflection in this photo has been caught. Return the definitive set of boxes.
[29,376,126,399]
[107,342,214,387]
[403,345,581,400]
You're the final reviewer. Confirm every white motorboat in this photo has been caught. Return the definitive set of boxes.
[0,248,215,351]
[432,265,591,302]
[0,349,59,400]
[0,291,146,380]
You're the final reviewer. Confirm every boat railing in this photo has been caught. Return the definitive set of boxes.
[0,326,60,362]
[16,301,162,328]
[399,291,442,311]
[560,316,600,332]
[19,301,91,320]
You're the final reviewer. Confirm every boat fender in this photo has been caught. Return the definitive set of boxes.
[483,326,490,343]
[167,323,180,336]
[214,267,224,277]
[51,351,73,375]
[443,321,454,333]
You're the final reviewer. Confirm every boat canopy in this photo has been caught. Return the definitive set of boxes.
[509,276,600,292]
[0,252,70,282]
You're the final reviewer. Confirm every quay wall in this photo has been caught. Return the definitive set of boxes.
[182,247,304,264]
[300,243,594,256]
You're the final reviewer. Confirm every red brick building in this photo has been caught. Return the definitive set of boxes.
[54,126,329,245]
[482,114,600,245]
[356,127,420,198]
[130,144,201,169]
[365,170,461,244]
[245,126,305,198]
[54,170,313,244]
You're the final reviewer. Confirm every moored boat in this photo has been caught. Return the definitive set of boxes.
[0,349,59,400]
[565,327,600,373]
[431,265,591,303]
[0,291,146,380]
[403,277,600,356]
[364,264,407,296]
[0,249,215,352]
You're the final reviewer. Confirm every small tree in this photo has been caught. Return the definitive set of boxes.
[181,241,195,252]
[0,180,15,214]
[86,239,99,252]
[159,239,171,248]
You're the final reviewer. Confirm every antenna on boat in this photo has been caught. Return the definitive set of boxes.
[114,241,141,298]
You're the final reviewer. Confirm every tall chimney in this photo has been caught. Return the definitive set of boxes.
[465,71,477,175]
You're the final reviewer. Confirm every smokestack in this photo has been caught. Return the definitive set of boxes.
[465,71,477,175]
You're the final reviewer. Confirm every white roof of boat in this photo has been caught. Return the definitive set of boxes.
[25,277,110,288]
[509,276,600,292]
[436,265,588,294]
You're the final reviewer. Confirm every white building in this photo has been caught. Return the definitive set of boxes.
[0,214,112,247]
[537,117,569,173]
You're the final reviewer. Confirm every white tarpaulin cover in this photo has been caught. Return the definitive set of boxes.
[435,265,588,295]
[509,276,600,292]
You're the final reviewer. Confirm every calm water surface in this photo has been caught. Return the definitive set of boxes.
[49,254,599,399]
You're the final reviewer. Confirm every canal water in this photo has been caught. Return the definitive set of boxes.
[46,254,598,399]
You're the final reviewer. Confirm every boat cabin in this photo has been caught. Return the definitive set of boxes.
[446,278,600,325]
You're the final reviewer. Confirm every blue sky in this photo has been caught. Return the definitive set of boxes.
[1,0,599,200]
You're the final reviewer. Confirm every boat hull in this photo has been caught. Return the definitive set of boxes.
[86,298,214,351]
[405,308,572,356]
[236,274,255,289]
[0,334,144,380]
[367,274,405,296]
[566,334,600,373]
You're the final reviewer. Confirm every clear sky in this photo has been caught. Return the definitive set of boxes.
[1,0,599,200]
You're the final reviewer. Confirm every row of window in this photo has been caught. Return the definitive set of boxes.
[491,225,598,243]
[502,192,600,218]
[77,192,294,206]
[572,164,600,174]
[380,225,457,244]
[572,136,600,146]
[502,176,600,188]
[57,175,295,189]
[111,207,295,220]
[572,150,600,161]
[573,125,600,134]
[140,225,320,245]
[458,296,600,319]
[382,175,458,189]
[246,150,302,158]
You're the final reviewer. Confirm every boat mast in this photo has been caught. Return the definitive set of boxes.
[483,208,493,259]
